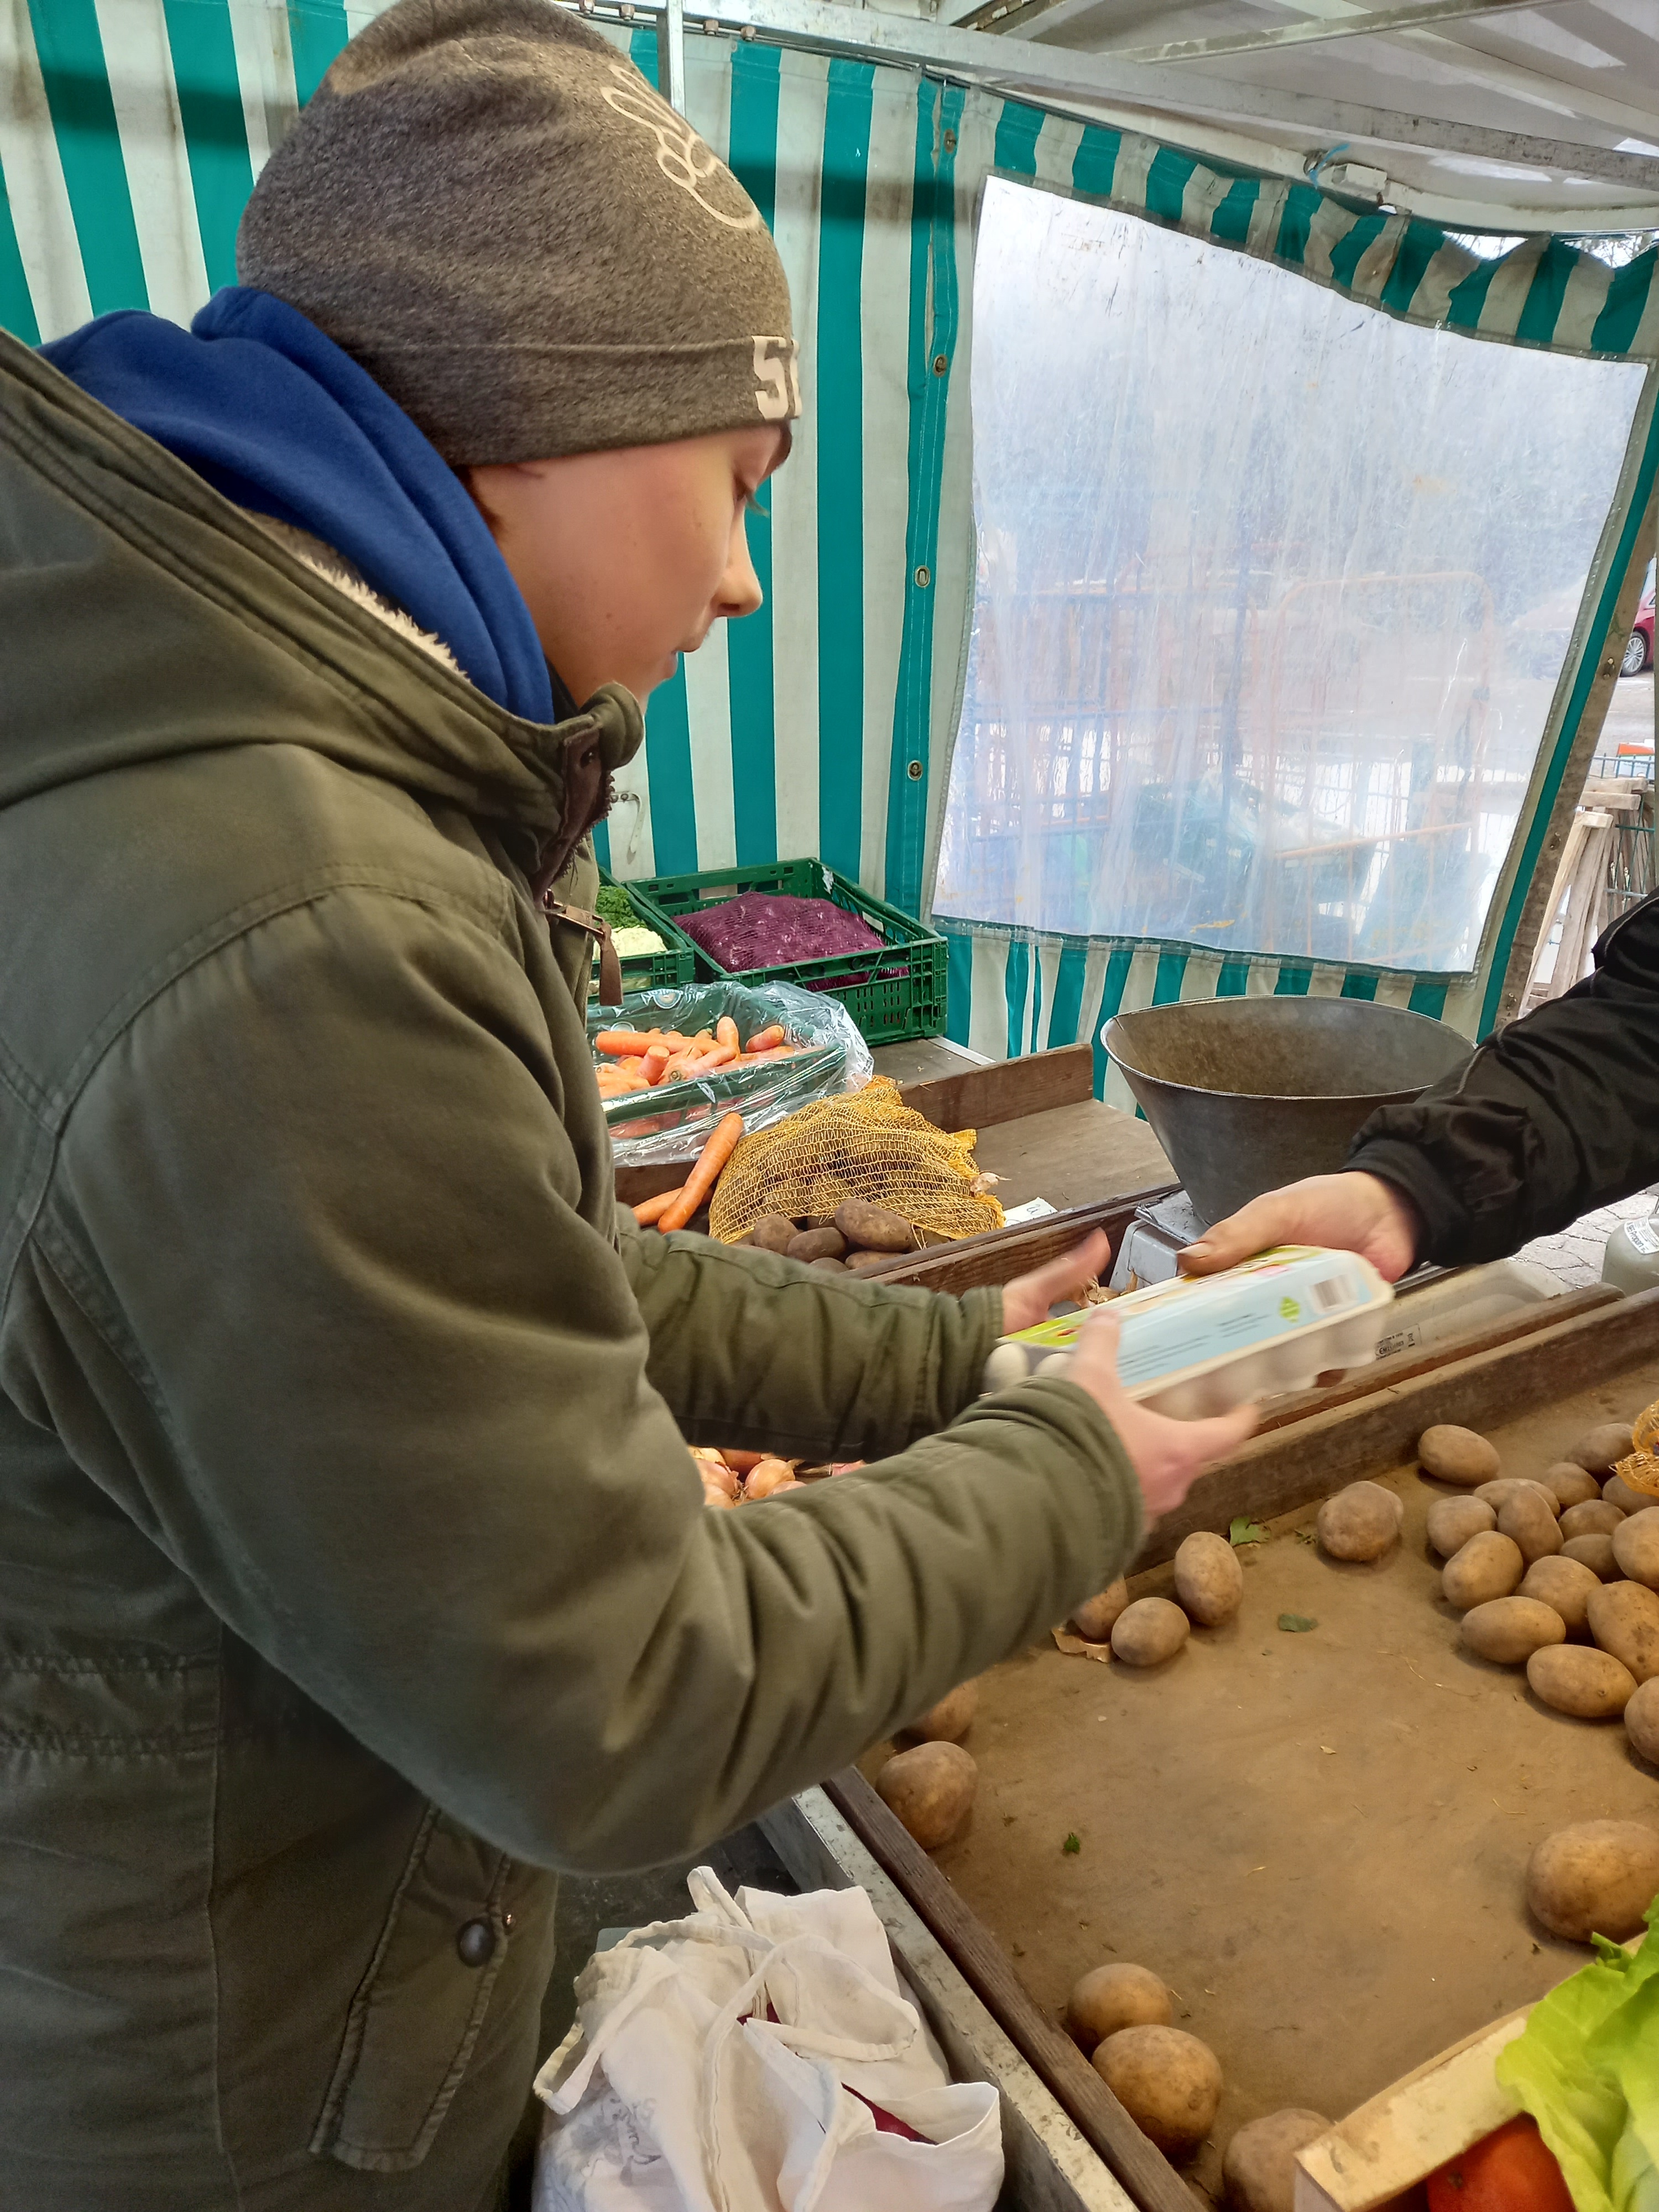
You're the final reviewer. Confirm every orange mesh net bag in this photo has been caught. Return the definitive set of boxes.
[707,1077,1004,1246]
[1615,1399,1659,1501]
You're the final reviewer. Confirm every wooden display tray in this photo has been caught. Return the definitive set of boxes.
[773,1284,1659,2212]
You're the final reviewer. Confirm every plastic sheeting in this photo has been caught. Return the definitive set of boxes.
[935,179,1648,973]
[591,980,873,1167]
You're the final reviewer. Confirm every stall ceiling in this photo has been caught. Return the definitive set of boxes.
[730,0,1659,232]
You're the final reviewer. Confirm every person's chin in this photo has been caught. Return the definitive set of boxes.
[623,651,682,702]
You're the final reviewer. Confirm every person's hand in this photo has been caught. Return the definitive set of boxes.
[1002,1230,1113,1335]
[1178,1172,1422,1284]
[1067,1309,1256,1522]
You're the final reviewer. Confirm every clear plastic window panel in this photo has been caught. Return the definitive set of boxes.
[935,180,1647,971]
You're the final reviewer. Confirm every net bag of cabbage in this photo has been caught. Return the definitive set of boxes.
[533,1865,1003,2212]
[707,1077,1003,1246]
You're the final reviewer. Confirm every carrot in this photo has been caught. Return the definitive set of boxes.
[745,1025,786,1052]
[594,1030,660,1057]
[632,1185,687,1225]
[642,1045,672,1086]
[716,1015,740,1050]
[656,1112,744,1232]
[680,1042,737,1077]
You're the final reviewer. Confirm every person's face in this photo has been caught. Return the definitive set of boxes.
[465,425,787,706]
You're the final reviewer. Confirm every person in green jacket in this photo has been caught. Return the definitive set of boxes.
[0,3,1253,2205]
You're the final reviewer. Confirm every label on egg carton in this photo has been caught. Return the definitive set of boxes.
[988,1245,1394,1417]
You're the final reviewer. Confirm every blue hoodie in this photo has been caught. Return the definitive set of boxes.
[42,286,560,726]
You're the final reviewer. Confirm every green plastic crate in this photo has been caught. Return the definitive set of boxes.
[633,858,947,1046]
[594,869,698,997]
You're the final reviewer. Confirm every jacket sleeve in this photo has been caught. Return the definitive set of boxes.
[20,885,1141,1874]
[618,1214,1005,1462]
[1347,890,1659,1266]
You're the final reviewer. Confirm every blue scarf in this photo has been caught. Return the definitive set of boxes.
[42,287,556,726]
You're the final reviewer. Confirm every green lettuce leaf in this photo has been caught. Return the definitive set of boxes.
[1495,1902,1659,2211]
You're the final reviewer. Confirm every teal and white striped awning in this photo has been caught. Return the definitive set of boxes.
[3,1,1653,1084]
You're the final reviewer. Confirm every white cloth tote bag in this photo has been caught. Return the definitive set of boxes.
[532,1865,1003,2212]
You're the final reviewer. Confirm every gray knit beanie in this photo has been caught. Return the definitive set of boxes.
[237,0,798,464]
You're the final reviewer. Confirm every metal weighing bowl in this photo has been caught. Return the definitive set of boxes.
[1103,996,1470,1230]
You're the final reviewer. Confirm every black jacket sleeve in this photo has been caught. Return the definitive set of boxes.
[1345,889,1659,1267]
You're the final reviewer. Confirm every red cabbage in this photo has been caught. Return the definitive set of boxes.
[680,891,894,977]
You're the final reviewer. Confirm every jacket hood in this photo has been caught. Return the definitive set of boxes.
[0,328,643,847]
[41,290,562,724]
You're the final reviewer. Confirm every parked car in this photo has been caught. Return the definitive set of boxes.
[1622,560,1656,677]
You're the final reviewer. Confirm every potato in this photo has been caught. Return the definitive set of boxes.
[1065,1961,1171,2048]
[1561,1499,1626,1542]
[1442,1531,1524,1610]
[1526,1819,1659,1942]
[1605,1474,1651,1517]
[842,1251,895,1277]
[743,1457,796,1500]
[1613,1507,1659,1592]
[1418,1425,1500,1486]
[749,1213,799,1255]
[1562,1532,1621,1581]
[832,1198,914,1254]
[1222,2110,1333,2212]
[787,1225,846,1263]
[1570,1423,1637,1476]
[899,1679,978,1744]
[1526,1644,1636,1720]
[1070,1581,1130,1644]
[808,1255,847,1272]
[1475,1478,1560,1518]
[1110,1597,1191,1667]
[874,1741,977,1850]
[1427,1496,1496,1558]
[1462,1597,1567,1666]
[1498,1491,1563,1566]
[1317,1482,1401,1563]
[1587,1581,1659,1684]
[1092,2025,1223,2159]
[1519,1555,1600,1636]
[1626,1677,1659,1766]
[1540,1461,1605,1511]
[1173,1532,1244,1626]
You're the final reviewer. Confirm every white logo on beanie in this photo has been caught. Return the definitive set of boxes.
[752,337,800,421]
[601,70,762,231]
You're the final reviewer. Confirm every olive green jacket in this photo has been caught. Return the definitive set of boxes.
[0,331,1141,2210]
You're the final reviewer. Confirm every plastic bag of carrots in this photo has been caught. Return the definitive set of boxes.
[588,980,873,1168]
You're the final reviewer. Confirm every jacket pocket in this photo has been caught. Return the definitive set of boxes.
[311,1804,513,2173]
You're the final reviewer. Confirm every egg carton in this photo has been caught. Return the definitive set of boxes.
[985,1245,1395,1419]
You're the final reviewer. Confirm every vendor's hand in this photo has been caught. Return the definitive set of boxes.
[1178,1171,1421,1285]
[1068,1310,1256,1522]
[1002,1230,1113,1335]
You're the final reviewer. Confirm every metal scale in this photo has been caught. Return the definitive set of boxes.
[1100,997,1569,1352]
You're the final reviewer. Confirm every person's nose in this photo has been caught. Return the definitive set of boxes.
[716,515,764,621]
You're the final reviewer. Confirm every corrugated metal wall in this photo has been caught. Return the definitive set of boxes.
[3,0,1655,1098]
